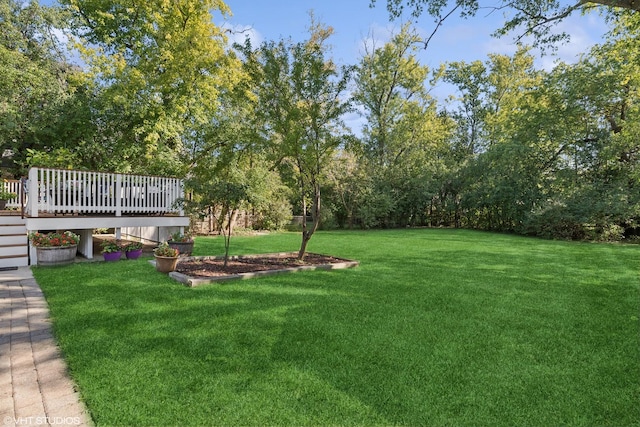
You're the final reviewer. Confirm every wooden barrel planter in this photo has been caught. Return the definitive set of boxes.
[36,245,78,266]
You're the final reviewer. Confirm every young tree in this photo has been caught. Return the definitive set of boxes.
[244,19,353,259]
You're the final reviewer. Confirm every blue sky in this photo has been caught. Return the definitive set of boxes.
[41,0,612,132]
[41,0,611,78]
[216,0,611,72]
[215,0,611,131]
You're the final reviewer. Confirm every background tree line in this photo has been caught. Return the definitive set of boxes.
[1,0,638,243]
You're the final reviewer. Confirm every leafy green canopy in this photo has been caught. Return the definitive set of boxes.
[350,23,453,228]
[61,0,242,175]
[423,13,640,238]
[0,0,85,176]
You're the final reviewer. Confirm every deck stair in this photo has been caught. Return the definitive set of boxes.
[0,215,28,268]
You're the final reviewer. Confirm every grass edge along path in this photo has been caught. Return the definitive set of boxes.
[32,229,640,426]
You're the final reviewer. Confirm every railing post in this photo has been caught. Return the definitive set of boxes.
[28,168,39,217]
[20,177,26,219]
[178,179,185,217]
[115,174,122,216]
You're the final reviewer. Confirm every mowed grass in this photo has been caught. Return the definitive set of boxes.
[32,229,640,426]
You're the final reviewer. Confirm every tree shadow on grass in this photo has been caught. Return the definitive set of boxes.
[33,240,640,426]
[36,262,387,425]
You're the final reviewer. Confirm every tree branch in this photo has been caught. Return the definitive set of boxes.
[510,1,585,44]
[592,0,640,12]
[375,0,640,49]
[419,3,461,50]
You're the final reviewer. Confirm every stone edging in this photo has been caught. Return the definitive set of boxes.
[150,252,359,287]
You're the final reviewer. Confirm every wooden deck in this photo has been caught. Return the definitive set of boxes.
[1,168,190,266]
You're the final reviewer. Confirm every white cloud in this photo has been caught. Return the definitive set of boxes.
[221,23,263,48]
[546,15,607,66]
[480,10,609,70]
[357,22,397,56]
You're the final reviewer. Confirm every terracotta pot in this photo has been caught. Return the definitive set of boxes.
[155,255,179,273]
[168,241,194,256]
[125,249,143,260]
[36,245,77,266]
[103,251,122,262]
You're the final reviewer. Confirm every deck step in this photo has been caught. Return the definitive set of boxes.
[0,225,27,235]
[0,245,28,258]
[0,216,26,225]
[0,234,27,246]
[0,252,27,259]
[0,216,28,268]
[0,257,28,268]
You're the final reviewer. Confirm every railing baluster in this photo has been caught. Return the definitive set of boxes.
[101,173,106,211]
[52,169,57,213]
[90,171,94,211]
[44,169,50,213]
[98,173,102,212]
[72,170,76,211]
[54,169,60,213]
[97,172,102,212]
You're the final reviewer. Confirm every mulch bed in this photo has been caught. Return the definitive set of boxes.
[176,253,352,278]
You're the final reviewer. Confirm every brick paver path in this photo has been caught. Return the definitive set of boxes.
[0,268,91,427]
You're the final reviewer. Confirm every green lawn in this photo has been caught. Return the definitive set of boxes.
[32,229,640,426]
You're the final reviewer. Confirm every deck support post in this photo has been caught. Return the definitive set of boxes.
[75,229,94,259]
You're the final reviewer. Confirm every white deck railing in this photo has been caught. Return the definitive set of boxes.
[26,168,184,217]
[2,179,22,209]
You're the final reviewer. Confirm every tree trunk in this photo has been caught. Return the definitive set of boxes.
[229,209,238,236]
[208,206,214,234]
[298,197,309,260]
[217,205,228,234]
[297,184,321,261]
[223,221,231,267]
[223,208,235,268]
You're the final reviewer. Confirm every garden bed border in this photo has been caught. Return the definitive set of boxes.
[151,252,359,287]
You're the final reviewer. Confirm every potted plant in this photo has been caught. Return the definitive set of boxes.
[0,189,17,210]
[124,241,144,259]
[167,231,194,256]
[154,242,179,273]
[101,239,122,262]
[28,231,80,266]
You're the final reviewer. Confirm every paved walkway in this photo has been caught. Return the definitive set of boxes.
[0,267,91,427]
